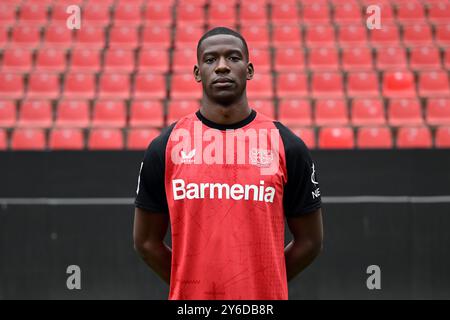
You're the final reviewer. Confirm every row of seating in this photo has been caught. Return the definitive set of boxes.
[1,125,450,150]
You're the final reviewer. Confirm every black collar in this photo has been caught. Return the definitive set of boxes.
[195,109,257,130]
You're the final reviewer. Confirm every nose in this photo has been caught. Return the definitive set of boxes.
[215,56,230,74]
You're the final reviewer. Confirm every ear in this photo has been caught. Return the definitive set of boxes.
[246,62,254,80]
[193,65,202,83]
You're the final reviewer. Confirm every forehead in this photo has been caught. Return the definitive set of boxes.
[198,34,245,56]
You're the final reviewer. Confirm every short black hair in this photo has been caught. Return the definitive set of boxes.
[196,27,249,61]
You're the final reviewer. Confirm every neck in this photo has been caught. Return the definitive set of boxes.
[199,95,252,125]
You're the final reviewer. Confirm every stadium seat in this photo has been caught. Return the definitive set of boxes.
[11,128,46,150]
[346,72,379,97]
[396,126,432,148]
[0,129,6,150]
[302,4,330,25]
[19,3,48,26]
[338,25,368,46]
[133,74,166,99]
[428,2,450,24]
[0,74,24,99]
[175,26,204,49]
[127,129,160,150]
[276,73,308,98]
[35,48,67,73]
[351,98,386,126]
[177,4,204,26]
[249,48,271,72]
[383,71,416,98]
[426,98,450,125]
[247,73,273,99]
[170,74,202,99]
[1,48,33,73]
[129,100,164,127]
[305,25,335,47]
[114,3,142,26]
[376,46,408,70]
[435,24,450,48]
[43,24,73,49]
[402,24,433,47]
[69,49,101,73]
[75,26,105,49]
[370,24,400,47]
[109,26,139,49]
[55,100,90,128]
[208,4,236,27]
[63,73,96,99]
[92,100,126,128]
[143,3,173,26]
[17,100,53,128]
[98,73,130,99]
[435,126,450,148]
[138,49,169,73]
[0,27,8,48]
[0,101,16,127]
[173,48,197,72]
[272,25,302,47]
[250,100,274,118]
[271,3,299,24]
[274,48,305,72]
[409,46,441,70]
[241,25,270,48]
[388,98,423,126]
[240,3,268,25]
[418,71,450,97]
[10,25,41,48]
[103,49,135,73]
[278,99,312,126]
[445,48,450,70]
[315,99,349,126]
[83,4,111,26]
[396,1,425,23]
[318,127,354,149]
[51,4,78,23]
[141,26,172,49]
[357,126,393,149]
[88,129,124,150]
[311,72,344,98]
[0,3,17,26]
[341,47,373,71]
[27,73,60,99]
[49,128,84,150]
[333,3,362,25]
[167,100,199,123]
[308,47,339,71]
[289,127,316,149]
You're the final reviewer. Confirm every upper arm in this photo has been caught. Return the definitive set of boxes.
[286,208,323,245]
[133,207,169,247]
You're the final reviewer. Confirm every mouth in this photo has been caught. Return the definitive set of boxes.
[212,77,234,84]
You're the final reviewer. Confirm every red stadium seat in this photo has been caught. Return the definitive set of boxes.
[129,100,164,127]
[177,4,204,26]
[311,72,344,98]
[114,3,142,26]
[35,48,67,73]
[396,126,432,148]
[376,46,408,70]
[86,0,115,7]
[109,26,139,49]
[98,73,130,99]
[396,1,425,23]
[0,4,17,26]
[338,25,368,46]
[141,26,171,49]
[88,129,124,150]
[18,100,53,128]
[83,4,110,26]
[92,100,126,128]
[0,101,16,127]
[428,2,450,24]
[278,99,312,126]
[173,48,197,72]
[49,128,84,150]
[208,4,236,27]
[127,128,160,150]
[341,47,373,71]
[0,74,24,99]
[103,49,135,73]
[435,126,450,148]
[27,73,60,99]
[305,25,335,47]
[445,48,450,70]
[357,127,393,149]
[409,46,441,70]
[11,25,41,48]
[63,73,96,99]
[274,48,305,72]
[75,26,105,49]
[51,4,78,23]
[178,0,206,6]
[133,74,166,99]
[370,24,400,47]
[302,4,330,25]
[249,48,270,72]
[44,24,73,49]
[241,25,270,48]
[55,100,90,128]
[402,24,433,47]
[0,129,6,150]
[247,73,273,99]
[276,73,308,98]
[351,98,386,126]
[347,72,379,97]
[240,3,267,25]
[315,99,349,126]
[388,98,423,126]
[175,26,204,49]
[333,3,362,25]
[290,127,316,149]
[170,74,202,99]
[143,3,173,26]
[1,48,33,73]
[250,100,274,118]
[19,3,48,26]
[308,47,339,71]
[383,71,416,98]
[272,25,302,47]
[418,71,450,98]
[271,3,299,24]
[167,100,199,123]
[138,49,169,73]
[0,27,8,48]
[426,98,450,125]
[435,24,450,48]
[318,127,354,149]
[11,128,46,150]
[69,49,101,73]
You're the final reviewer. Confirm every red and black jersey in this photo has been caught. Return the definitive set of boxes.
[135,109,322,300]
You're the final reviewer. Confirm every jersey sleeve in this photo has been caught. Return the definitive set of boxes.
[134,123,176,214]
[274,121,322,217]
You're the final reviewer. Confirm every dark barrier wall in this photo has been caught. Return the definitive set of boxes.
[1,151,450,299]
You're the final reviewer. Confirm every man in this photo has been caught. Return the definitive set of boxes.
[133,27,323,300]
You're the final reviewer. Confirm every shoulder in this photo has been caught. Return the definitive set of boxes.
[144,122,177,157]
[273,121,310,157]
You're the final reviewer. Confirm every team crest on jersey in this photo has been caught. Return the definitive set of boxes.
[249,148,273,167]
[181,149,196,164]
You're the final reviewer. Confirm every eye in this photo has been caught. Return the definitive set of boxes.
[205,57,215,64]
[229,56,241,62]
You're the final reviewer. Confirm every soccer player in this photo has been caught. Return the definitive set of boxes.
[133,27,323,300]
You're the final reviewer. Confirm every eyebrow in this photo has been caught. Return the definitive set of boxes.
[201,49,244,58]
